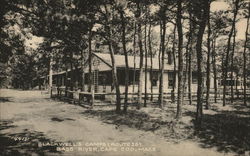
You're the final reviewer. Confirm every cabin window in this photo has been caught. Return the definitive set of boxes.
[168,72,175,88]
[84,74,89,84]
[192,73,198,84]
[221,80,235,86]
[85,71,111,86]
[150,72,158,87]
[192,77,198,84]
[128,70,139,85]
[151,79,157,86]
[167,52,172,64]
[117,70,126,85]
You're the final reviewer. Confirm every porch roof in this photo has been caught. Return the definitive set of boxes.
[94,53,175,71]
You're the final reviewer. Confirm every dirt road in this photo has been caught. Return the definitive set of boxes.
[0,89,235,156]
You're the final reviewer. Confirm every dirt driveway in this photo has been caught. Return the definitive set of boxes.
[0,89,235,156]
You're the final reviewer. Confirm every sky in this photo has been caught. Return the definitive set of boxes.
[25,35,43,50]
[24,0,248,50]
[211,1,248,40]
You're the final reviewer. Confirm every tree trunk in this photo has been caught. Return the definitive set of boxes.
[133,22,137,94]
[104,6,121,113]
[243,2,250,106]
[222,0,239,106]
[65,63,69,97]
[148,22,153,101]
[236,72,239,99]
[188,14,194,105]
[206,6,211,110]
[172,24,177,103]
[176,0,184,119]
[119,10,129,113]
[195,0,209,126]
[136,2,144,110]
[144,23,148,107]
[74,64,80,90]
[81,50,85,91]
[158,22,162,77]
[230,27,236,103]
[183,14,192,104]
[49,57,53,98]
[88,30,94,106]
[159,9,166,108]
[188,43,193,105]
[108,40,121,113]
[70,51,74,91]
[212,38,218,103]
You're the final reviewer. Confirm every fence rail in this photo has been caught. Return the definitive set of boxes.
[49,86,250,106]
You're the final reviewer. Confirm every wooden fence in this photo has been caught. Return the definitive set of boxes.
[49,87,250,106]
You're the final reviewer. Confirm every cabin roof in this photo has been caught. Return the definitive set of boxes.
[52,53,175,76]
[93,52,175,70]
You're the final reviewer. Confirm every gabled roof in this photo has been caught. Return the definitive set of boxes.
[93,52,175,71]
[51,52,175,77]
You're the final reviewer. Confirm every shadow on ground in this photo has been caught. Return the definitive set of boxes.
[0,97,12,103]
[82,109,170,131]
[184,103,250,155]
[80,102,250,155]
[81,108,192,142]
[0,120,61,156]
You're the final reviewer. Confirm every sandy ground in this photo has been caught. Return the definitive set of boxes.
[0,89,236,156]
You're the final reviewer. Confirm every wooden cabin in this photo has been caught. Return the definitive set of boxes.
[52,52,177,94]
[37,52,222,99]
